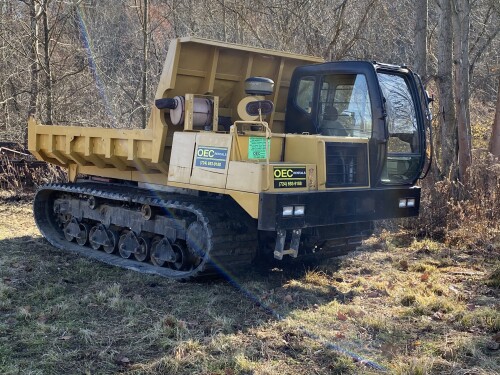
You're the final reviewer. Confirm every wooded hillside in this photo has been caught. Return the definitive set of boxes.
[1,0,499,181]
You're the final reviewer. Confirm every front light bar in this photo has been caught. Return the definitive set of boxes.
[399,198,416,208]
[282,205,305,216]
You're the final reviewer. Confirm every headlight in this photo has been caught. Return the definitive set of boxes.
[399,199,407,208]
[282,206,294,216]
[407,198,416,207]
[294,205,305,216]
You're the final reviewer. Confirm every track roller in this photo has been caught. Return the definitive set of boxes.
[118,231,150,262]
[63,218,80,242]
[151,238,176,267]
[134,236,150,262]
[89,224,118,253]
[76,223,91,246]
[63,218,90,246]
[171,242,191,270]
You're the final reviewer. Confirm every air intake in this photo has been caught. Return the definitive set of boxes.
[325,142,369,188]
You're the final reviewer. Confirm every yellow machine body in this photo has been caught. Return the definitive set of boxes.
[28,37,343,219]
[27,37,428,280]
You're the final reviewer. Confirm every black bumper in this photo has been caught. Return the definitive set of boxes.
[258,186,421,231]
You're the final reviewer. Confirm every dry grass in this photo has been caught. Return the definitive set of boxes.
[405,150,500,248]
[0,151,65,195]
[0,199,499,375]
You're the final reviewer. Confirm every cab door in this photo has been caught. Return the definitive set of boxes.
[286,61,387,187]
[375,66,426,185]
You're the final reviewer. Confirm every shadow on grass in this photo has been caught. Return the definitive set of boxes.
[0,234,374,375]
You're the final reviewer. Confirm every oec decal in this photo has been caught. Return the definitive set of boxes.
[273,166,307,188]
[195,146,228,169]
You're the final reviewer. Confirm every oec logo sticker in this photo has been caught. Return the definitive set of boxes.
[195,146,228,169]
[273,166,307,188]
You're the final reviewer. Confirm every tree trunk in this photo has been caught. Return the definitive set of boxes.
[437,0,457,179]
[222,0,227,42]
[489,76,500,157]
[452,0,472,180]
[42,0,53,125]
[414,0,428,80]
[28,0,40,118]
[141,0,149,129]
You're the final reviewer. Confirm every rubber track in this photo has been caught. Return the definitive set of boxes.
[33,182,257,281]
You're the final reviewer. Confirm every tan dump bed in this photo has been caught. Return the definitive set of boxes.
[28,37,323,178]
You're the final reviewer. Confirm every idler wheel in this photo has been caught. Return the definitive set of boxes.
[186,221,208,263]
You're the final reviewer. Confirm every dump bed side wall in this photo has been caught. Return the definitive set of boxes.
[155,37,324,133]
[28,109,169,176]
[28,37,323,183]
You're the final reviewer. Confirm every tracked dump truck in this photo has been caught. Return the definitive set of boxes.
[28,37,432,280]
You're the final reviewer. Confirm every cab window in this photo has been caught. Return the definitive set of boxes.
[296,76,315,113]
[318,74,372,137]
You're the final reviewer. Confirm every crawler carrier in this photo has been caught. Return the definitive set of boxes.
[28,37,431,280]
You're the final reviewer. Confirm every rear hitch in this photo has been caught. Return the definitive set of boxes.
[274,229,301,260]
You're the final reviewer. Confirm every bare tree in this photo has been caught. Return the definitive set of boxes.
[469,0,500,79]
[0,0,497,157]
[489,75,500,156]
[41,0,53,124]
[136,0,149,128]
[452,0,472,179]
[28,0,41,119]
[437,0,458,179]
[415,0,428,80]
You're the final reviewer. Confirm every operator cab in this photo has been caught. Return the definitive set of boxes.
[285,61,431,186]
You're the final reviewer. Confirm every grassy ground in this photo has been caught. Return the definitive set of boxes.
[0,198,498,375]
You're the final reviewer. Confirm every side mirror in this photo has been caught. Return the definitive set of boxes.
[246,100,274,117]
